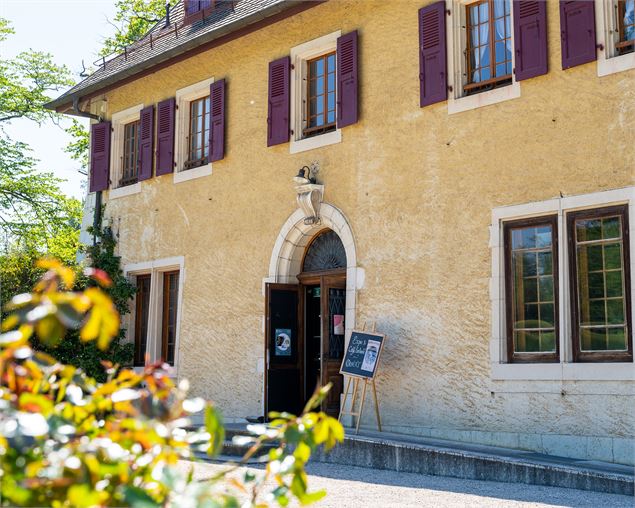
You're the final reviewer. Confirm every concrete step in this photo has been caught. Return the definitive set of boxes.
[190,425,278,462]
[312,430,634,496]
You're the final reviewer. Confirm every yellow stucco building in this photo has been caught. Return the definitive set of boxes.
[48,0,635,465]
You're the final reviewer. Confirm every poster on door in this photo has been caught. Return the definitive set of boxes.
[274,329,292,356]
[333,314,344,335]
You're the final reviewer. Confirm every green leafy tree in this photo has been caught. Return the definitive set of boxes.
[0,19,74,125]
[0,261,344,507]
[0,18,79,248]
[100,0,179,57]
[66,1,179,180]
[63,119,89,175]
[2,220,136,382]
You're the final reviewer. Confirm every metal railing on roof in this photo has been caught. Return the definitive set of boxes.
[91,1,235,71]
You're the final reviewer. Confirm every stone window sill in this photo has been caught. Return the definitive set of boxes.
[490,361,635,382]
[290,129,342,154]
[597,51,635,77]
[109,182,141,200]
[173,163,212,184]
[448,82,521,115]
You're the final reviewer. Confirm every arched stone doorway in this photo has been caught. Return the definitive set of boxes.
[264,204,360,418]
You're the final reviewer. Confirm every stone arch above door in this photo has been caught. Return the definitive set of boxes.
[268,203,356,281]
[266,203,362,338]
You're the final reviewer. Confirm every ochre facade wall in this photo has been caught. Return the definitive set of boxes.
[96,0,635,463]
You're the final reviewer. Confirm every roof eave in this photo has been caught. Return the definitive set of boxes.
[45,0,312,113]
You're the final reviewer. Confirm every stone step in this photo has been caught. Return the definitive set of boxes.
[312,431,634,496]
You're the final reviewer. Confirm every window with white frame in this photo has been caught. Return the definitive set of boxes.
[446,0,520,113]
[110,104,143,190]
[290,31,342,154]
[596,0,635,76]
[491,188,634,379]
[127,258,184,369]
[175,77,214,181]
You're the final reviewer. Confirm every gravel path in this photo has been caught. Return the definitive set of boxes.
[180,460,634,507]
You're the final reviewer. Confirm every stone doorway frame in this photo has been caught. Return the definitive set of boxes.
[263,203,363,413]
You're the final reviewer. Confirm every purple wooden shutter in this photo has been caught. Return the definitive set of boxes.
[138,105,154,181]
[209,79,225,162]
[419,2,447,107]
[89,122,111,192]
[513,0,548,81]
[560,1,597,69]
[185,0,199,15]
[156,97,175,175]
[267,56,290,147]
[336,30,358,128]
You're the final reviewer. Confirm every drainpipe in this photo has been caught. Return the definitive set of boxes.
[71,97,103,245]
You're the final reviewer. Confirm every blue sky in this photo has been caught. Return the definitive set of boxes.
[1,0,119,199]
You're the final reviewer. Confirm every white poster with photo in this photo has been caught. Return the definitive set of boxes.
[360,340,381,373]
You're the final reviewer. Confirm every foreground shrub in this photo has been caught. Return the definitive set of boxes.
[0,260,344,507]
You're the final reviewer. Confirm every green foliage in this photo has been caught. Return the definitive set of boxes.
[63,119,89,174]
[1,219,135,382]
[0,17,79,249]
[0,262,344,507]
[0,18,73,125]
[0,137,82,250]
[100,0,179,57]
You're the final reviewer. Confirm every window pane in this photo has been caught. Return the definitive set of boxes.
[163,271,179,366]
[576,219,601,241]
[496,41,506,62]
[604,243,622,270]
[608,328,627,350]
[540,303,554,327]
[134,275,151,367]
[605,270,623,297]
[316,58,324,76]
[522,252,537,277]
[470,4,479,24]
[327,54,335,72]
[541,331,556,352]
[317,77,324,95]
[479,1,489,22]
[580,328,607,351]
[602,217,620,239]
[305,52,336,137]
[508,221,557,355]
[471,27,479,46]
[537,251,552,275]
[494,0,505,18]
[573,210,629,356]
[539,276,553,300]
[480,25,489,50]
[624,0,634,41]
[327,73,335,93]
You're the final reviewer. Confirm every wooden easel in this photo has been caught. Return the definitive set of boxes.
[338,321,382,434]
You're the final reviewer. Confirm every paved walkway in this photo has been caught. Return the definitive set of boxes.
[180,460,635,507]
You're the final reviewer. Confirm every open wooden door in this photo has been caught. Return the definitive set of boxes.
[265,283,303,417]
[321,276,346,417]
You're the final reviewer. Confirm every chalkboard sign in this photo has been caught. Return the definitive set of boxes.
[339,331,385,379]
